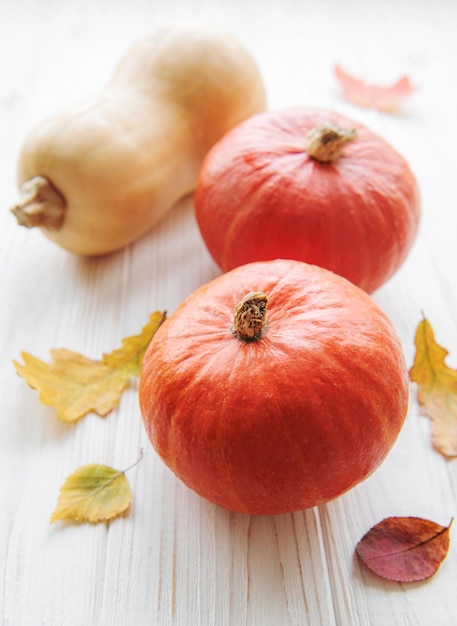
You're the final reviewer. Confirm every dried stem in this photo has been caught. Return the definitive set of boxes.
[11,175,66,229]
[306,122,357,163]
[232,292,269,342]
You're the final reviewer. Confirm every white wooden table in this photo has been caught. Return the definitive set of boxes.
[1,1,456,624]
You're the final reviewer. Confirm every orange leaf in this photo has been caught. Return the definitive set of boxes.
[356,517,453,582]
[409,317,457,457]
[335,64,417,112]
[13,310,166,422]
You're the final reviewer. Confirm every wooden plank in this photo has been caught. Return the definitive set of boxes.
[1,1,456,625]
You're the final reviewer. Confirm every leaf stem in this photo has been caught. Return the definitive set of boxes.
[122,448,144,474]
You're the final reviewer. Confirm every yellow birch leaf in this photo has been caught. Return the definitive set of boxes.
[409,316,457,457]
[50,452,143,524]
[13,310,166,422]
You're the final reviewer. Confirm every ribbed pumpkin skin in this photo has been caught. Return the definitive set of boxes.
[139,259,409,515]
[195,107,420,294]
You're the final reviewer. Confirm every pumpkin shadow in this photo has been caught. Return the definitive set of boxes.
[69,192,220,318]
[202,501,331,621]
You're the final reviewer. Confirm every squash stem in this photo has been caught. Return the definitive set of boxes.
[306,122,357,163]
[11,176,66,229]
[232,292,269,342]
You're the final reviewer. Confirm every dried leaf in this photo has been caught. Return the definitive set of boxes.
[50,452,143,524]
[356,517,453,582]
[409,316,457,457]
[13,310,166,422]
[335,64,417,112]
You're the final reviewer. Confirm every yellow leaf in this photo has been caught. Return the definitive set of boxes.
[50,453,143,524]
[102,310,166,374]
[409,316,457,457]
[13,310,166,422]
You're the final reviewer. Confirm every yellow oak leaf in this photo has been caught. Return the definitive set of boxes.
[50,452,143,524]
[409,316,457,457]
[14,310,166,422]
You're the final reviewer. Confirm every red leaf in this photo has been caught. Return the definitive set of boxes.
[335,64,417,112]
[356,517,453,582]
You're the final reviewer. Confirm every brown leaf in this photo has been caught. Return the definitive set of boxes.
[356,517,453,582]
[13,310,166,422]
[335,64,417,112]
[409,316,457,457]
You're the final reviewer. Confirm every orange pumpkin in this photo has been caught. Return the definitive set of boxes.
[139,259,409,515]
[195,107,420,293]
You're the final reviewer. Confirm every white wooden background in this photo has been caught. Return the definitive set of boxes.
[1,1,456,624]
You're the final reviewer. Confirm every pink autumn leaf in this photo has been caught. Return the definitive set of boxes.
[335,64,417,112]
[356,516,453,583]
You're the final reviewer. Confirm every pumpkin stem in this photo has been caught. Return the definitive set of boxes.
[232,291,269,342]
[11,176,66,229]
[306,122,357,163]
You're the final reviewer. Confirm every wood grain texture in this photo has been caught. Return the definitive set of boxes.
[1,1,456,624]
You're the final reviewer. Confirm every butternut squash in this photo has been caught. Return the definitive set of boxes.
[10,24,266,255]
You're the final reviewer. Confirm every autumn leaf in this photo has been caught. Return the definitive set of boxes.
[13,310,166,422]
[409,316,457,457]
[356,516,453,583]
[335,64,417,112]
[50,451,143,524]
